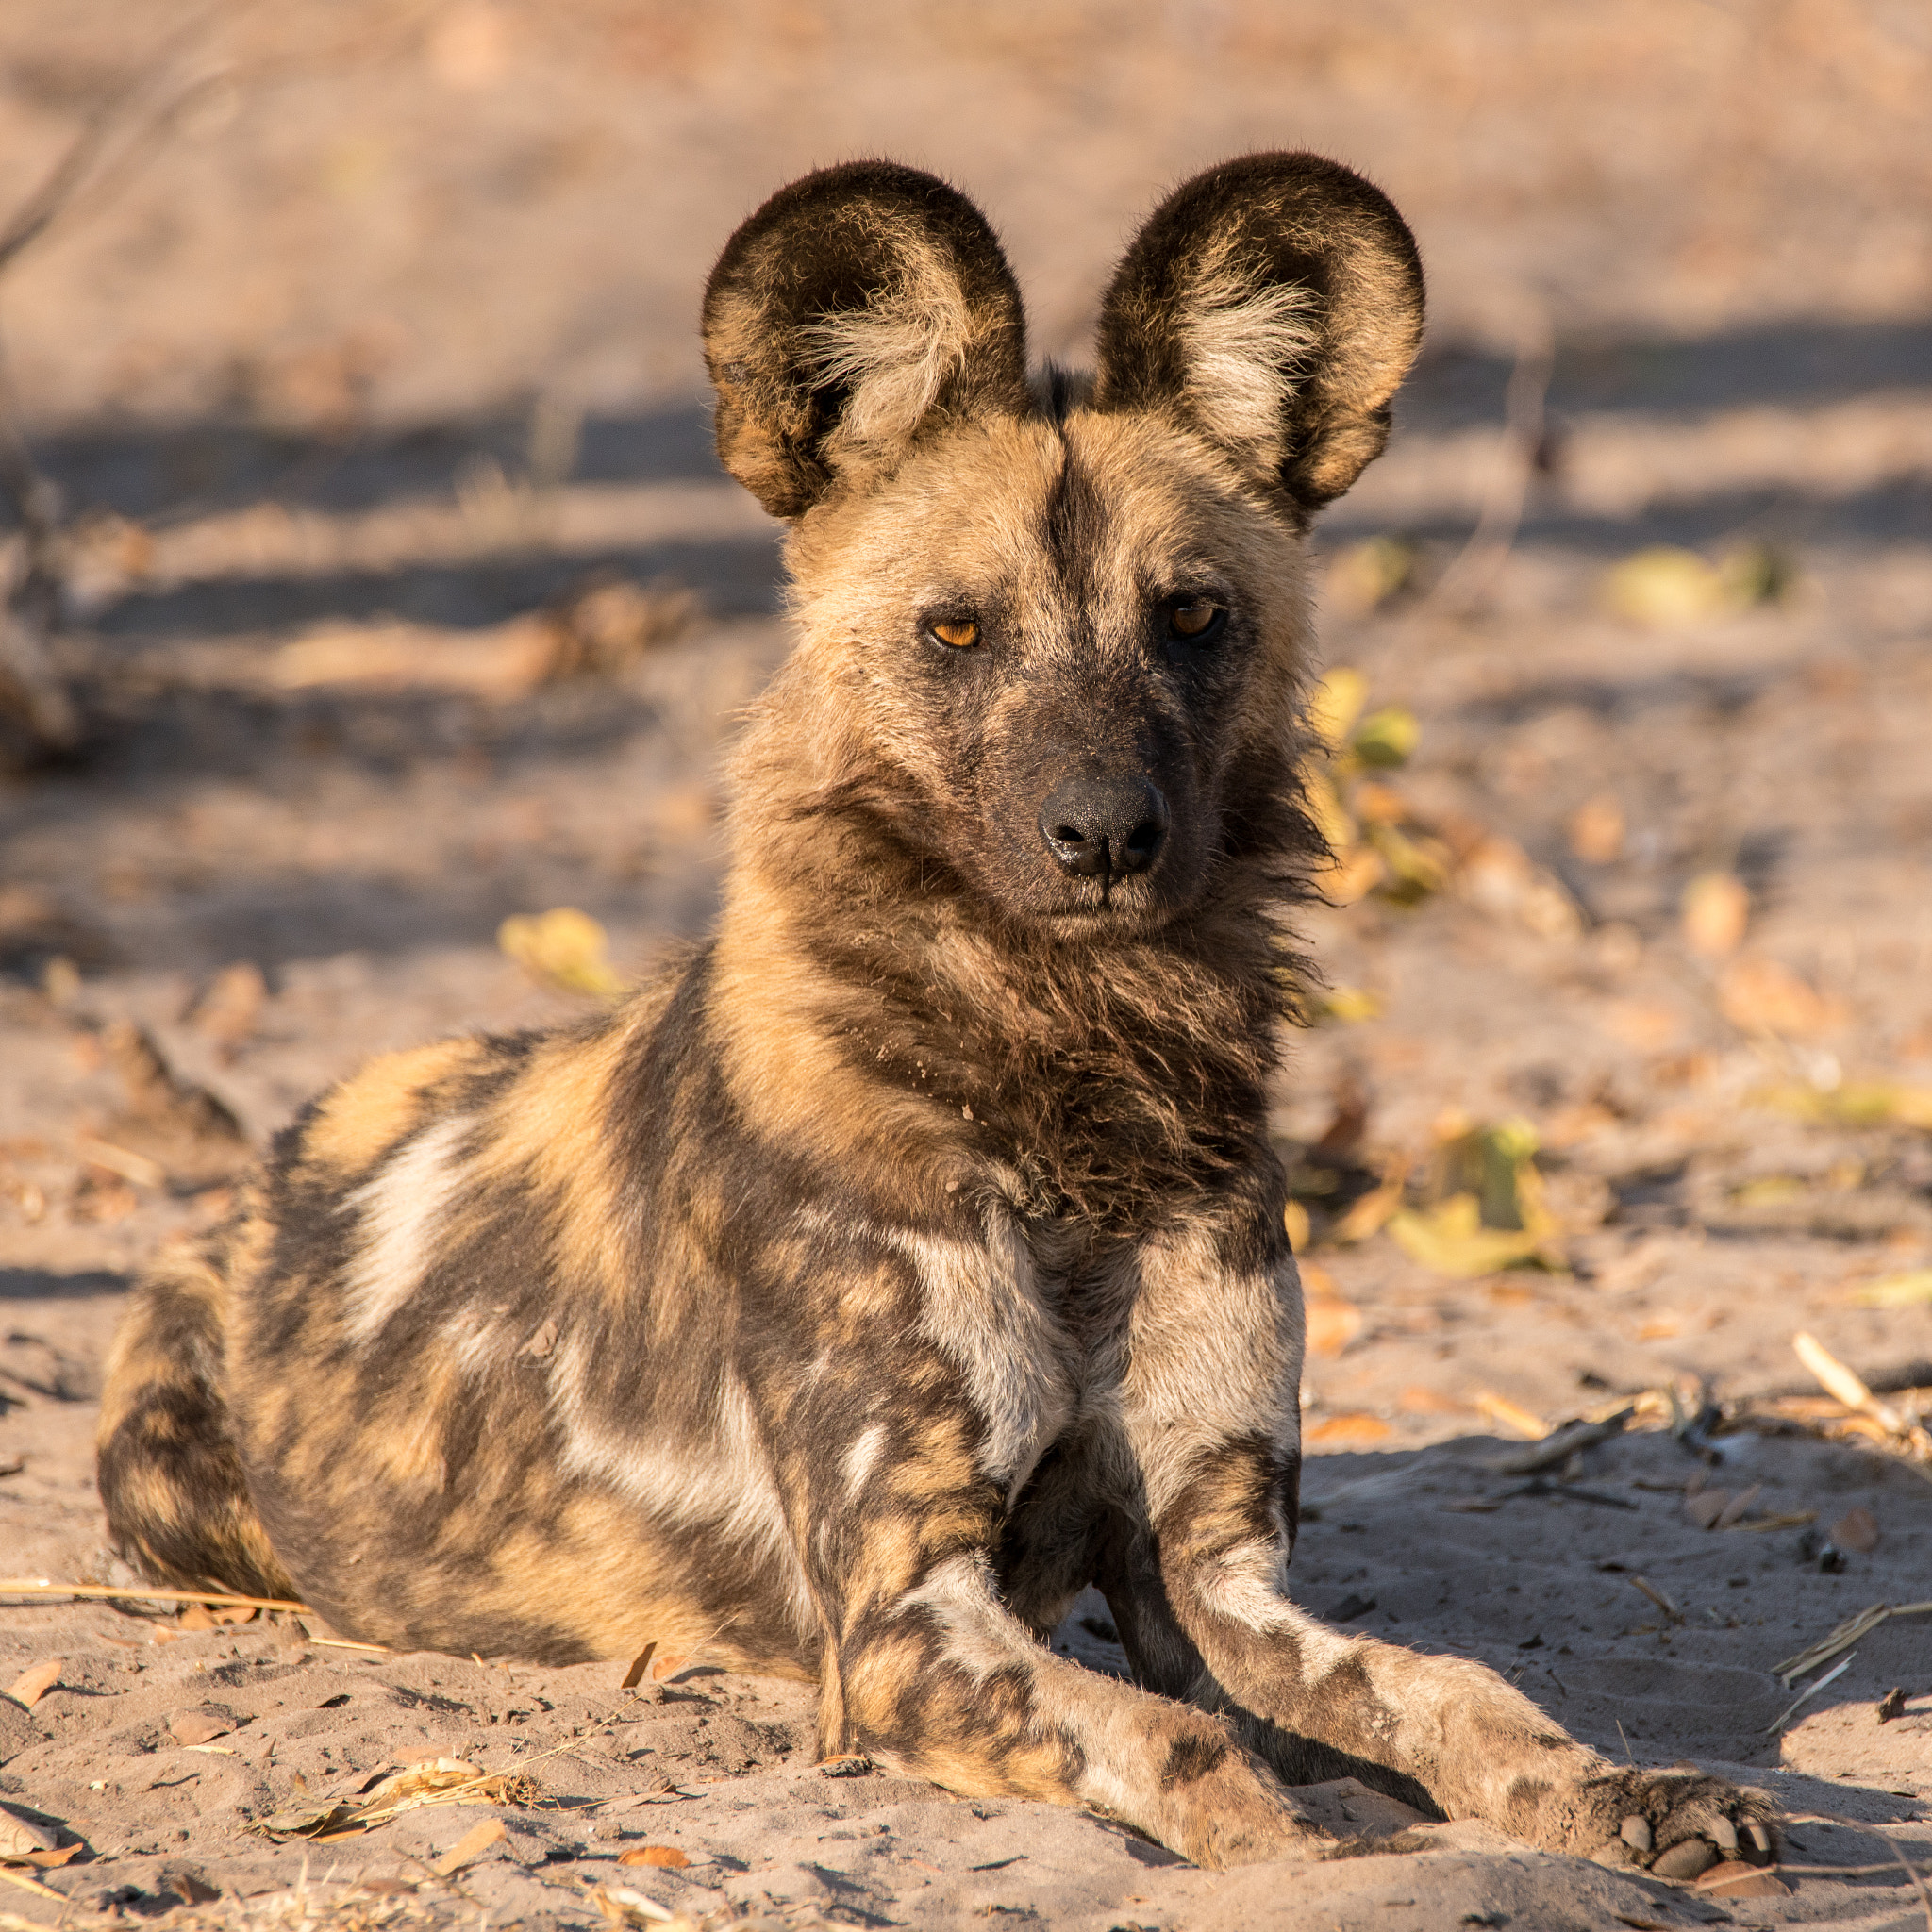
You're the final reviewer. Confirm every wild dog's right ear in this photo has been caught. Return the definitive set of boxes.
[703,161,1030,519]
[1093,154,1424,521]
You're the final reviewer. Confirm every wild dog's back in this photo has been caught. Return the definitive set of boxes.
[98,966,821,1674]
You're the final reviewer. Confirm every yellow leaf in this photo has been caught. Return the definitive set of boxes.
[1314,985,1382,1024]
[1283,1200,1310,1252]
[1302,768,1356,854]
[1353,706,1419,769]
[1390,1197,1550,1276]
[498,908,625,998]
[1308,667,1369,753]
[1761,1080,1932,1129]
[1325,537,1415,615]
[1851,1270,1932,1308]
[1603,546,1733,626]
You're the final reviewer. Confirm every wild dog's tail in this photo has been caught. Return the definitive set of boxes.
[96,1239,295,1601]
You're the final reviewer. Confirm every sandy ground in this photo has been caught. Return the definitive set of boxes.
[5,1,1932,1926]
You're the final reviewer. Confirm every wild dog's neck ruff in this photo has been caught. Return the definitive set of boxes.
[711,610,1318,1233]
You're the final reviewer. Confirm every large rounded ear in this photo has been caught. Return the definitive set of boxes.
[703,161,1031,519]
[1092,154,1424,520]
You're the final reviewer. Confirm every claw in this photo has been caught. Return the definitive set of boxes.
[1620,1816,1653,1853]
[1747,1820,1774,1856]
[1710,1816,1739,1854]
[1652,1839,1717,1881]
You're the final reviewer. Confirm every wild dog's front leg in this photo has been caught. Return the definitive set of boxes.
[826,1539,1324,1869]
[1112,1209,1777,1872]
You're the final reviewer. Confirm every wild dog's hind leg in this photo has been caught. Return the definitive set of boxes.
[1110,1208,1777,1873]
[96,1221,294,1601]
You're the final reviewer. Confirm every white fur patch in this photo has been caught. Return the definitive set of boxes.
[802,254,974,458]
[548,1340,815,1638]
[842,1418,888,1500]
[885,1212,1072,1504]
[1177,251,1319,458]
[341,1115,473,1344]
[1117,1221,1302,1520]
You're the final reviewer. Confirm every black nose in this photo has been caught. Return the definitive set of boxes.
[1039,774,1170,879]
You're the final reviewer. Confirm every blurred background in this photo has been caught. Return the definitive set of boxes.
[0,0,1929,1458]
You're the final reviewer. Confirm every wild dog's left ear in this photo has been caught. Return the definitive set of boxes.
[1093,153,1424,519]
[703,160,1031,519]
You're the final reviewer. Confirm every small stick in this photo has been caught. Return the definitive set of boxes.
[0,1577,310,1613]
[1765,1652,1856,1734]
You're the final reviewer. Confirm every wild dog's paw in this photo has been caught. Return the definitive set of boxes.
[1554,1769,1777,1878]
[1162,1756,1332,1869]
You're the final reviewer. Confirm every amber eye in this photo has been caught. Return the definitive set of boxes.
[1168,598,1223,640]
[931,619,980,649]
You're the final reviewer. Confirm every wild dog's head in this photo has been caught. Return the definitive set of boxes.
[707,156,1422,937]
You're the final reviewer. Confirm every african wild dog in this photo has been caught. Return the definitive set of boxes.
[99,154,1774,1874]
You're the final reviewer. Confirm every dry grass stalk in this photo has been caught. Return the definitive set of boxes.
[1773,1600,1932,1687]
[0,1577,310,1613]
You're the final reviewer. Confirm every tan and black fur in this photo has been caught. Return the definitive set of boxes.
[100,155,1774,1872]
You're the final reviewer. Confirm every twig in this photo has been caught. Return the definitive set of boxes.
[1427,305,1555,614]
[1792,1331,1907,1436]
[1489,1406,1633,1475]
[1774,1601,1932,1685]
[1765,1652,1856,1733]
[0,1576,310,1613]
[1892,1844,1932,1932]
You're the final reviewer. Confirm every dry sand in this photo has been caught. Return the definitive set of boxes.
[4,2,1932,1925]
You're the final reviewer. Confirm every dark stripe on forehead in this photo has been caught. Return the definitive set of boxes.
[1043,440,1107,619]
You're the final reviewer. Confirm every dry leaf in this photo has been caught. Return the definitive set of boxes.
[431,1816,506,1877]
[620,1642,658,1690]
[1681,872,1749,958]
[1305,1412,1391,1447]
[1683,1489,1730,1531]
[1283,1200,1311,1252]
[0,1808,59,1858]
[1305,1301,1363,1357]
[1397,1385,1474,1417]
[177,1603,219,1631]
[1719,958,1845,1038]
[3,1661,59,1709]
[1567,794,1625,865]
[1457,835,1582,939]
[498,908,625,998]
[168,1709,229,1746]
[617,1846,687,1869]
[1831,1506,1879,1554]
